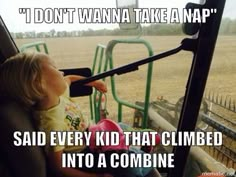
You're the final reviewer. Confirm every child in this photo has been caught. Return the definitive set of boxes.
[0,52,161,177]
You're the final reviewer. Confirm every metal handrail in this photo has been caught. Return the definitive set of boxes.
[88,38,183,127]
[20,41,49,54]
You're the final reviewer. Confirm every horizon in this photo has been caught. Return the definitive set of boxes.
[1,0,236,33]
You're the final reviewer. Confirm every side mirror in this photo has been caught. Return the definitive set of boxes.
[116,0,140,30]
[61,68,93,97]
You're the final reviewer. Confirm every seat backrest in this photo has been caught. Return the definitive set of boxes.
[0,16,48,177]
[0,96,47,177]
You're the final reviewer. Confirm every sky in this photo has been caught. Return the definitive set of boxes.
[0,0,235,32]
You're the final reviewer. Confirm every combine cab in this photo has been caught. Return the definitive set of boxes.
[0,0,235,177]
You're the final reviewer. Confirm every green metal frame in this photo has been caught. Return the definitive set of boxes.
[91,38,154,128]
[90,44,107,122]
[19,41,49,54]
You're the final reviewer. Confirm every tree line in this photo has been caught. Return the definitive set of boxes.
[11,18,236,39]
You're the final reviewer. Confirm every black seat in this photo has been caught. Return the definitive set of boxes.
[0,15,94,177]
[0,15,49,177]
[0,96,47,177]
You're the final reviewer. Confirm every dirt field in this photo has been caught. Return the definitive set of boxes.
[15,36,236,121]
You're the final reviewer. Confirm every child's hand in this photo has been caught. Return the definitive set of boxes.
[93,80,107,93]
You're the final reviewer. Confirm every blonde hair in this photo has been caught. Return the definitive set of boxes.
[0,52,48,108]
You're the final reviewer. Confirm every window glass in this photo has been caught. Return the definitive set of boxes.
[0,0,235,176]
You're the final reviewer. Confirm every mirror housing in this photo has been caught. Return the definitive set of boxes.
[61,68,93,97]
[116,0,140,30]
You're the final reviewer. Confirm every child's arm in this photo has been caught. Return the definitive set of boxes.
[64,75,107,93]
[48,150,112,177]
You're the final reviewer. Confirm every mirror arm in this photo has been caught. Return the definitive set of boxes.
[76,44,183,85]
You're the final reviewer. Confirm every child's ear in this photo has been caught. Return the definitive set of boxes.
[34,77,47,96]
[40,79,48,94]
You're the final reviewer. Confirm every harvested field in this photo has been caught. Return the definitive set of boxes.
[15,36,236,121]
